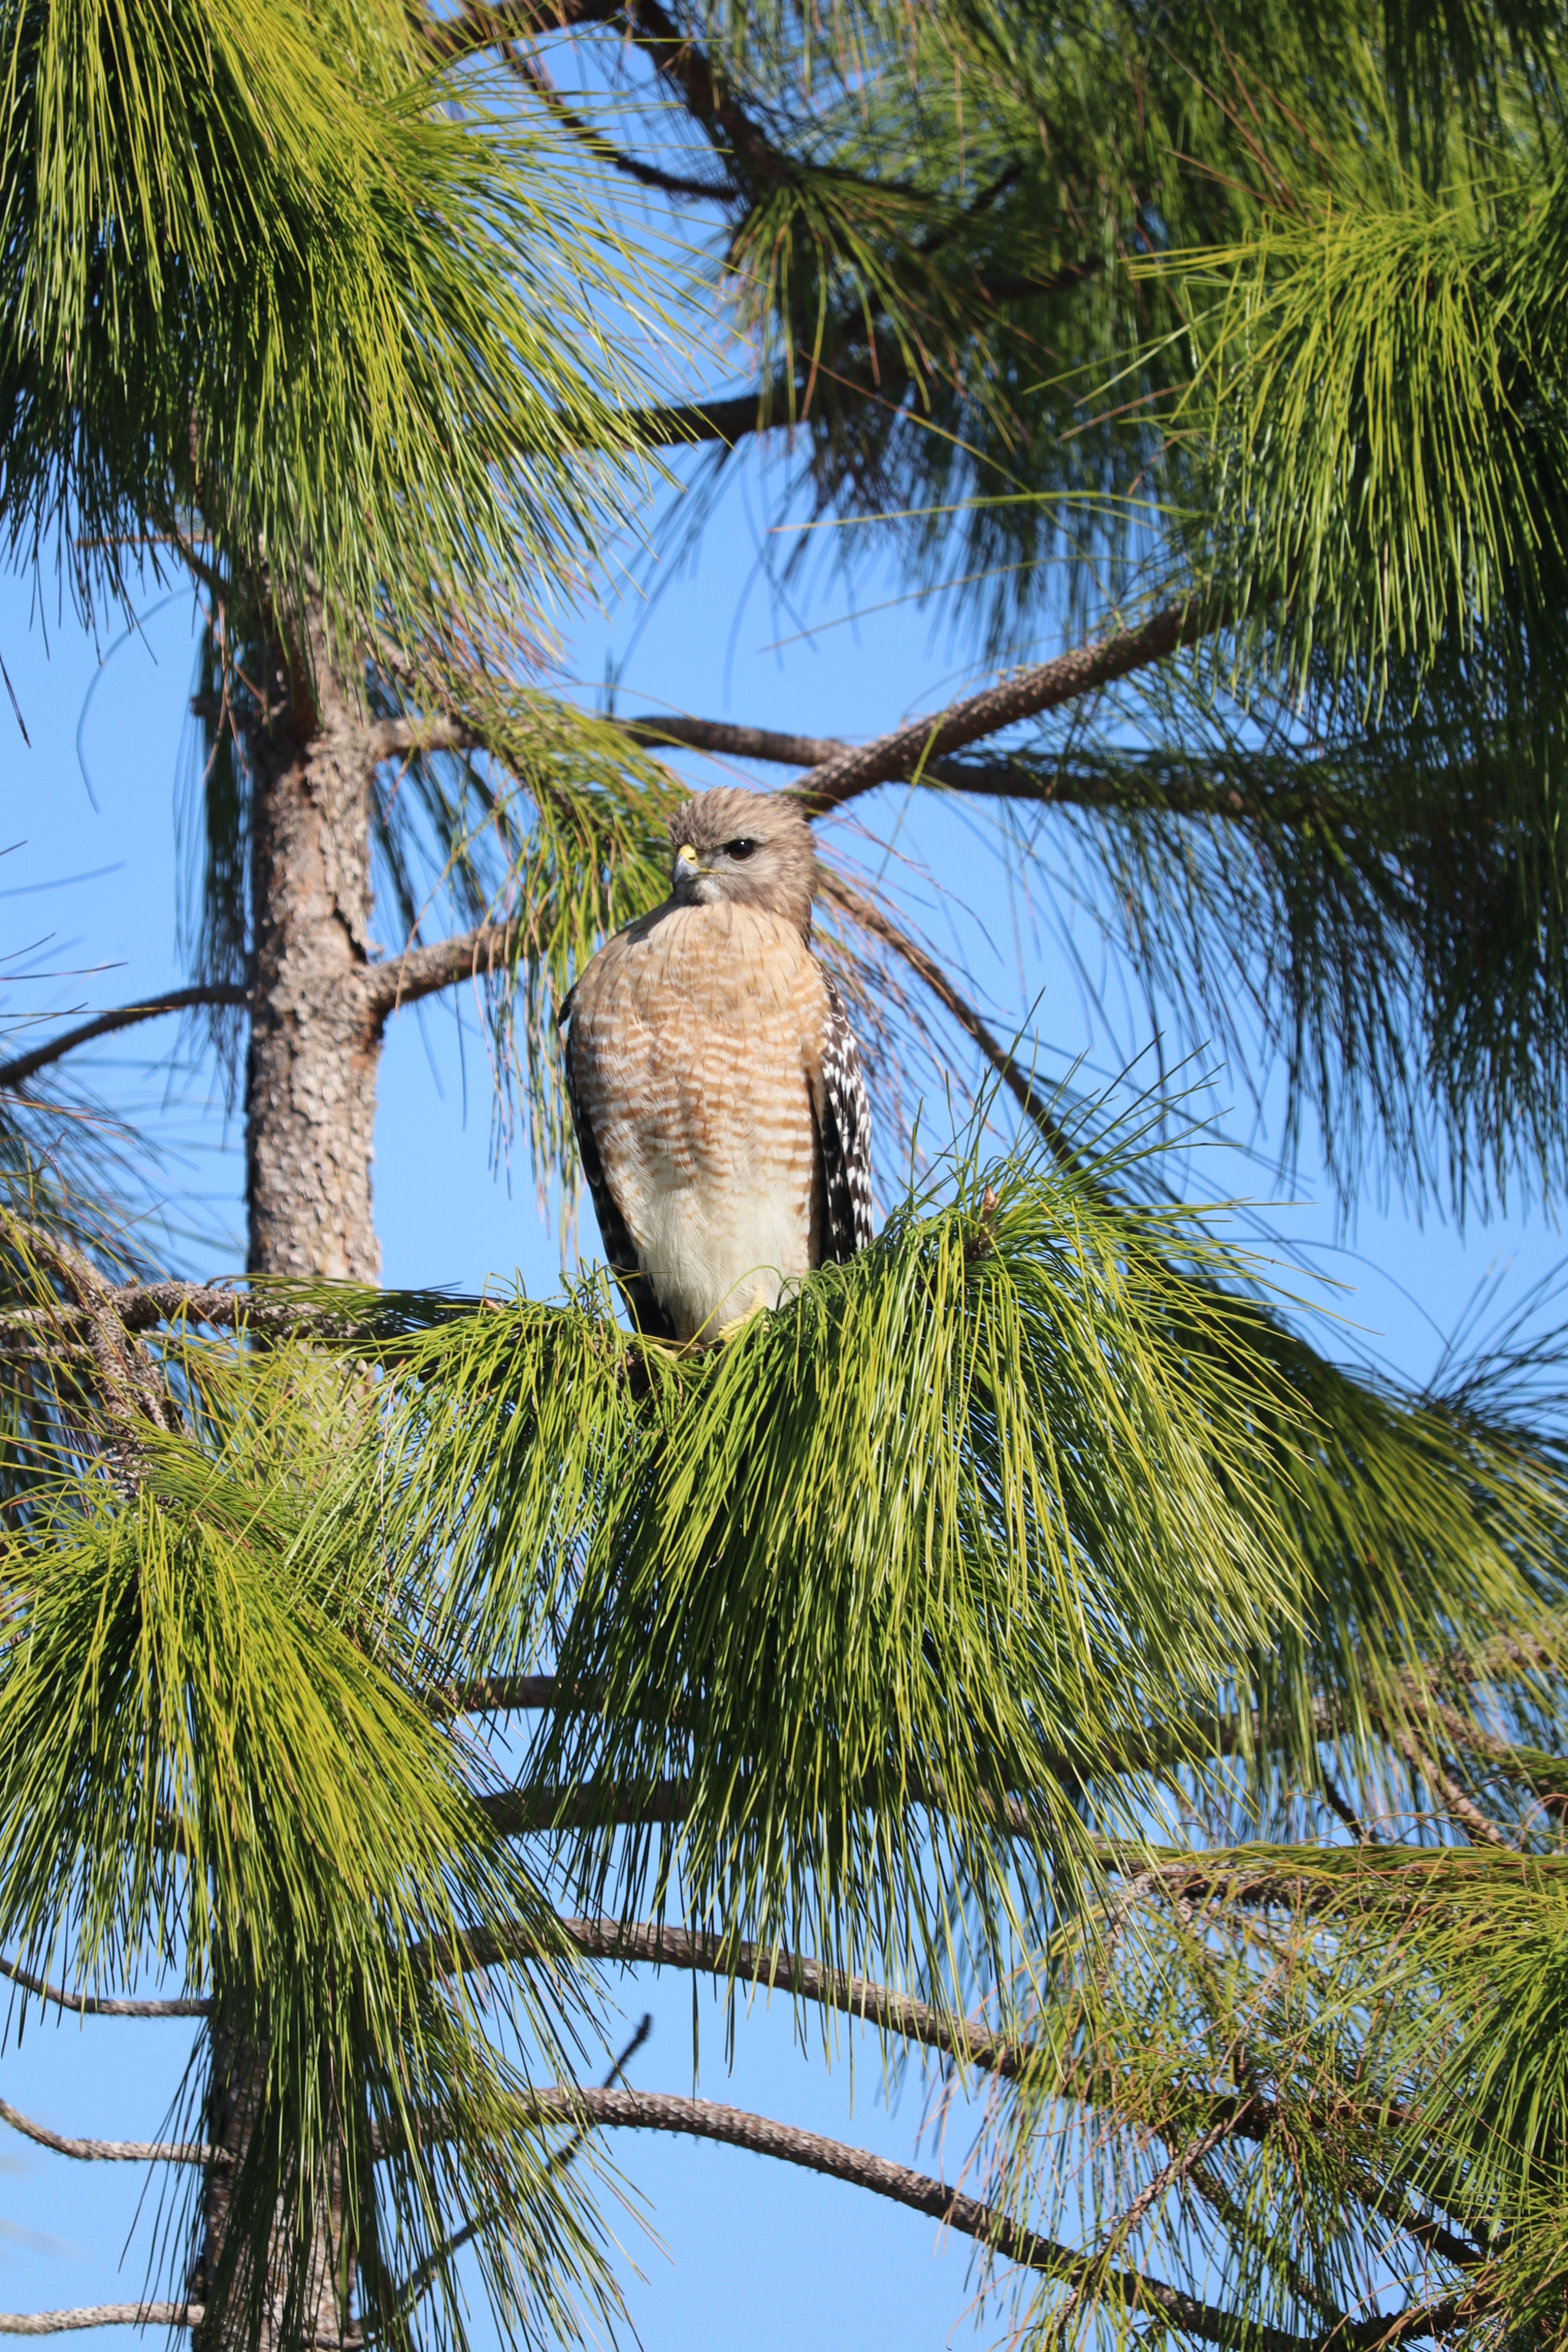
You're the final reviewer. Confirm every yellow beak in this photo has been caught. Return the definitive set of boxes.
[676,841,701,869]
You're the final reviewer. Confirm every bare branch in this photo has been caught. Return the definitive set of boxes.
[0,1953,209,2019]
[418,0,621,66]
[423,1913,1489,2265]
[0,2097,208,2165]
[792,598,1223,817]
[1321,1771,1380,1847]
[2,1214,179,1474]
[426,0,782,180]
[629,377,806,446]
[0,2308,199,2337]
[609,714,1331,817]
[443,1916,1028,2077]
[488,41,739,200]
[0,987,249,1092]
[822,872,1088,1179]
[475,1779,693,1837]
[1096,2109,1255,2259]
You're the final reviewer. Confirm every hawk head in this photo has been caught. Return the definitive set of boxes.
[667,788,817,938]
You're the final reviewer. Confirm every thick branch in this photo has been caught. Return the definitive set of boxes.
[0,1281,360,1350]
[0,2309,199,2337]
[364,923,521,1021]
[424,1908,1487,2269]
[0,987,248,1091]
[455,1917,1027,2076]
[610,715,1334,818]
[4,1215,178,1476]
[428,1674,562,1719]
[475,1779,694,1837]
[629,377,807,446]
[429,0,782,179]
[0,1953,209,2018]
[368,718,480,764]
[520,2088,1458,2352]
[616,714,847,766]
[0,2097,208,2165]
[792,598,1223,816]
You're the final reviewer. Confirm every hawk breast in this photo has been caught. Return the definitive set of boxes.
[565,900,832,1344]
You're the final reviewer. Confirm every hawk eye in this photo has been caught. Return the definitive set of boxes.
[724,838,759,861]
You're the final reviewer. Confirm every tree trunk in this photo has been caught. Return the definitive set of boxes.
[244,621,381,1285]
[198,616,379,2352]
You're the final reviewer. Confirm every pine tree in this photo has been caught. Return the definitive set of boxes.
[5,4,1568,2350]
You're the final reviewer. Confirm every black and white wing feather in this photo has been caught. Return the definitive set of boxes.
[815,974,874,1263]
[559,993,677,1343]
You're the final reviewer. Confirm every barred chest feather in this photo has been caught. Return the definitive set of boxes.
[566,899,831,1344]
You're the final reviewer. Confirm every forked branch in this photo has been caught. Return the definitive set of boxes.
[792,597,1223,816]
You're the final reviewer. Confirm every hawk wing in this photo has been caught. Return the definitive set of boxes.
[559,991,678,1343]
[815,973,874,1263]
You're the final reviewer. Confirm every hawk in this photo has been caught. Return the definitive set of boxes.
[559,787,873,1345]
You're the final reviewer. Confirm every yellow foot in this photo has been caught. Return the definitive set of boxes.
[714,1287,771,1345]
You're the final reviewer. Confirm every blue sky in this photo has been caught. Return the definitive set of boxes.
[2,416,1563,2348]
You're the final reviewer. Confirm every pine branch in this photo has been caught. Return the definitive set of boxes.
[614,714,847,766]
[427,1674,562,1719]
[367,717,481,763]
[476,1779,694,1836]
[0,987,249,1091]
[792,599,1224,817]
[432,1908,1483,2263]
[0,2097,208,2165]
[3,1215,178,1479]
[628,377,808,446]
[0,1953,209,2018]
[605,714,1335,816]
[511,2087,1460,2352]
[420,0,619,60]
[1090,2109,1256,2267]
[0,2308,199,2336]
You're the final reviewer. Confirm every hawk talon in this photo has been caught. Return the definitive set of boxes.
[714,1287,771,1344]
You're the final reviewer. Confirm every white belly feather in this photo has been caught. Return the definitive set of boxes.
[637,1161,812,1340]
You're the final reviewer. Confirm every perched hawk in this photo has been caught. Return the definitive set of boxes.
[560,787,873,1344]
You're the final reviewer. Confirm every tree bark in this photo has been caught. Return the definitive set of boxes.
[244,620,381,1283]
[198,612,376,2352]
